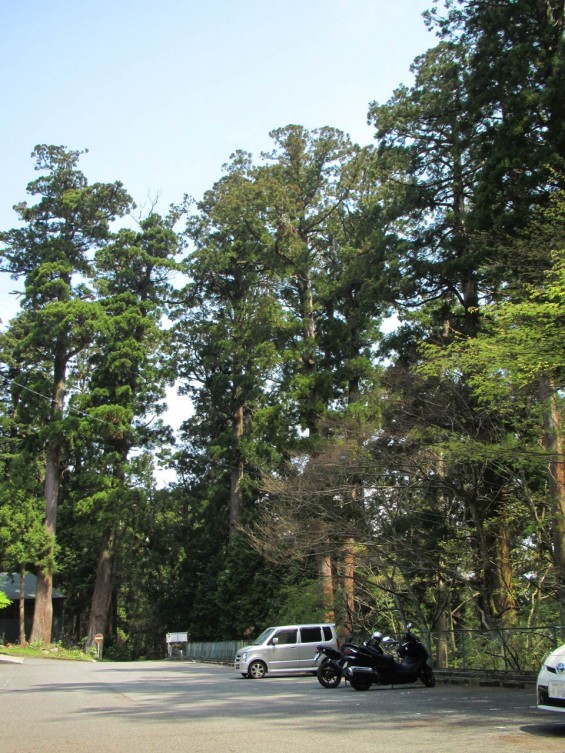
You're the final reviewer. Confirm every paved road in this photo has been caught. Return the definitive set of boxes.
[2,658,565,753]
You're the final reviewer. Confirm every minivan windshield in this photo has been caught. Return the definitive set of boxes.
[252,627,275,645]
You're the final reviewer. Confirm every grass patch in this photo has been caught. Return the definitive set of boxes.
[0,642,96,661]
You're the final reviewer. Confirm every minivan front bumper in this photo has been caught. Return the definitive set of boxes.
[235,650,249,673]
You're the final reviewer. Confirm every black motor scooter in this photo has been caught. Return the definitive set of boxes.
[344,624,435,691]
[315,632,388,688]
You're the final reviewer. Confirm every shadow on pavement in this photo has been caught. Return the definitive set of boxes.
[521,722,565,738]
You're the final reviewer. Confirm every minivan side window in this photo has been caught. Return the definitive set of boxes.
[272,629,298,645]
[322,626,333,641]
[300,627,322,643]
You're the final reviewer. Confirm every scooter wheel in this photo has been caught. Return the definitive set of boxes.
[420,666,436,687]
[349,676,372,691]
[317,658,342,688]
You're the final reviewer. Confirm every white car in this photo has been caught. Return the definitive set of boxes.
[537,643,565,712]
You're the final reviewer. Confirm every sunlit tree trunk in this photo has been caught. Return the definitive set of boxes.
[495,505,517,627]
[229,403,245,539]
[19,569,26,645]
[540,375,565,618]
[31,357,65,644]
[342,537,356,634]
[86,526,119,649]
[317,552,335,622]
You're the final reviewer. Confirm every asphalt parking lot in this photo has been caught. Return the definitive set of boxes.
[2,658,565,753]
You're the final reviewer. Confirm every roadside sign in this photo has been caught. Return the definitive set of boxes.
[93,633,104,658]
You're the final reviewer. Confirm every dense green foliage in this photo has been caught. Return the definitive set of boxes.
[1,1,564,660]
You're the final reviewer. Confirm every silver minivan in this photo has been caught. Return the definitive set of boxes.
[235,623,338,678]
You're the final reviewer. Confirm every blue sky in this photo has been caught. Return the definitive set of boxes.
[1,0,434,241]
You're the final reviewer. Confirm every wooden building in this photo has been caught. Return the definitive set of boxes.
[0,573,64,643]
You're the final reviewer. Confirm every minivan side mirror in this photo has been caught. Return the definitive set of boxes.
[271,637,279,645]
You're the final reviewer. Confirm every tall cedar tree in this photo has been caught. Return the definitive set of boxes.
[254,126,362,614]
[0,146,131,642]
[178,153,284,540]
[77,212,179,647]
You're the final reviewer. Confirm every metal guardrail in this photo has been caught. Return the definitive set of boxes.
[169,640,246,663]
[422,625,565,672]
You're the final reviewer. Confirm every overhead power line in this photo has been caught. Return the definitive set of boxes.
[6,378,126,429]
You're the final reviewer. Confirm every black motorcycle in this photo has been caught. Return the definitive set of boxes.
[315,632,388,688]
[344,625,436,691]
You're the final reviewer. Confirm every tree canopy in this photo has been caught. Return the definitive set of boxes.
[1,1,564,663]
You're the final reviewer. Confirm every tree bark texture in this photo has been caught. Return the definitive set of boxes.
[229,403,244,539]
[316,551,335,623]
[30,357,65,644]
[539,376,565,615]
[342,537,356,635]
[19,569,27,644]
[86,526,119,649]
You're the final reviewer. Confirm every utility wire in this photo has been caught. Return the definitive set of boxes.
[7,378,130,429]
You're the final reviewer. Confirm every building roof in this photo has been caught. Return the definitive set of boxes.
[0,573,65,600]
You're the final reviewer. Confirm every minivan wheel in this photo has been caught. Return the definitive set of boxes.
[248,660,267,679]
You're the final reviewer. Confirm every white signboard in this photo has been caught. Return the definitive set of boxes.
[166,632,188,643]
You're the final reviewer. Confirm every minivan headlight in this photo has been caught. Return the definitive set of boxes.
[241,652,247,661]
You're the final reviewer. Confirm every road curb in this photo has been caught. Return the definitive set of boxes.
[0,655,24,664]
[434,669,537,688]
